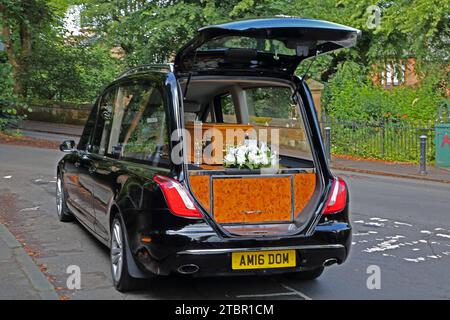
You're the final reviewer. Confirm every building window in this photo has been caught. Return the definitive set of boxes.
[381,63,405,88]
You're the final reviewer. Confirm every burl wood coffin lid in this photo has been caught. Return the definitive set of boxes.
[188,173,316,224]
[185,122,254,165]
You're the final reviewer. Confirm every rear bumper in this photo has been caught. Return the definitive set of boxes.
[132,221,352,277]
[173,244,347,276]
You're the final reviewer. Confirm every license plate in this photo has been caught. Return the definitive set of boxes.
[231,250,296,270]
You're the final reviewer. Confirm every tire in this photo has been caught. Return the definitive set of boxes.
[286,267,324,281]
[110,216,141,292]
[56,175,74,222]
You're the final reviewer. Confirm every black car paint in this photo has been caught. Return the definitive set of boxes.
[57,67,351,279]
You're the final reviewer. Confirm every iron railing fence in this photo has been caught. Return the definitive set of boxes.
[320,117,436,163]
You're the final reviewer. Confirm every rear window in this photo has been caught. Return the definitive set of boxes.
[199,36,296,56]
[221,94,237,124]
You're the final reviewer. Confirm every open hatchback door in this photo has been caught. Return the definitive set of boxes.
[175,17,361,76]
[177,17,358,237]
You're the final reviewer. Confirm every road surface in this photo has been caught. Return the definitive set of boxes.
[1,144,449,299]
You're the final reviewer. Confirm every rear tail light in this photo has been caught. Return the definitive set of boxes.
[153,175,203,218]
[323,177,347,215]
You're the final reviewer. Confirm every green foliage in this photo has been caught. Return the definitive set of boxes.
[322,61,446,124]
[328,120,435,163]
[321,59,445,162]
[0,63,31,131]
[0,0,448,138]
[24,38,121,102]
[0,0,121,105]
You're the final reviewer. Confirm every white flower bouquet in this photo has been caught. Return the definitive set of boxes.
[223,141,278,170]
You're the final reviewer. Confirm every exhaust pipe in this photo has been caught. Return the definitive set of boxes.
[323,258,338,267]
[177,264,200,275]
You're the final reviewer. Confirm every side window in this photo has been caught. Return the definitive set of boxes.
[221,94,237,123]
[107,82,169,165]
[77,103,98,150]
[90,87,116,155]
[245,86,312,159]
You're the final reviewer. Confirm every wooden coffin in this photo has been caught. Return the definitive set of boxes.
[188,173,316,224]
[185,122,254,165]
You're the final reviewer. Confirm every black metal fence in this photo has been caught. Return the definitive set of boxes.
[320,117,435,163]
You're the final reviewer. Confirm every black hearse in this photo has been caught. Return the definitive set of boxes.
[56,17,359,292]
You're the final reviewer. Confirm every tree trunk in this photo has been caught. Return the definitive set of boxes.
[18,21,32,97]
[0,4,30,98]
[1,23,24,96]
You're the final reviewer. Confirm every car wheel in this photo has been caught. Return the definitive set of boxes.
[110,216,140,292]
[56,175,74,222]
[286,267,324,281]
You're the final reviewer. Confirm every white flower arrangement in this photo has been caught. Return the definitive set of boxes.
[223,141,278,170]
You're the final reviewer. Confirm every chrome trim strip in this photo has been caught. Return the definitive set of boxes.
[178,244,344,255]
[188,167,316,176]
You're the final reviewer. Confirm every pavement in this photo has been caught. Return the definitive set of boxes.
[1,143,450,300]
[0,224,58,300]
[332,156,450,184]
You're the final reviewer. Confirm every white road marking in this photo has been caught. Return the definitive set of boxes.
[403,257,425,262]
[386,235,405,239]
[20,206,40,212]
[354,231,378,235]
[370,217,388,222]
[363,236,405,253]
[279,283,312,300]
[364,222,385,227]
[394,221,413,227]
[235,292,298,298]
[3,175,12,179]
[420,230,432,234]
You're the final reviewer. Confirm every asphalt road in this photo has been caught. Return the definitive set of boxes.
[21,129,80,143]
[1,143,449,300]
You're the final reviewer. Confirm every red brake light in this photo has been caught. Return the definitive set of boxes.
[323,177,347,215]
[153,175,203,218]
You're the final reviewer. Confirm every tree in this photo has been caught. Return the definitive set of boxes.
[2,1,448,109]
[0,0,56,97]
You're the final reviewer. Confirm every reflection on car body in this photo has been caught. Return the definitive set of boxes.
[56,17,359,292]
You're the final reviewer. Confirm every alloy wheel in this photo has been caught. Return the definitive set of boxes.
[111,220,124,282]
[56,177,63,217]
